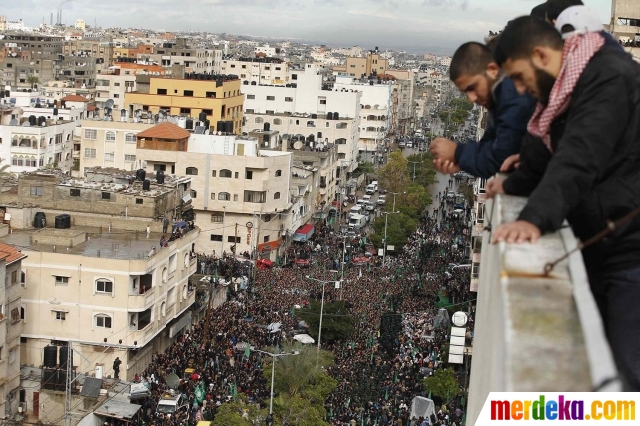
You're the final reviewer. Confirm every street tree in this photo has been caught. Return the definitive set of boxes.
[27,75,40,89]
[377,151,410,195]
[424,368,460,402]
[297,300,355,344]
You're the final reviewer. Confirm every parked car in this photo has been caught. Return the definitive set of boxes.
[377,195,387,206]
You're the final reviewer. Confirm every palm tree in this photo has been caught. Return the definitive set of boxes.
[26,75,40,89]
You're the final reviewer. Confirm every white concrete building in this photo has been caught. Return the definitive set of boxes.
[221,57,289,86]
[254,44,277,57]
[0,92,87,174]
[242,63,361,171]
[95,73,137,110]
[333,75,392,152]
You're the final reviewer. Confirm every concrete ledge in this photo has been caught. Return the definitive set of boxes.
[467,194,619,425]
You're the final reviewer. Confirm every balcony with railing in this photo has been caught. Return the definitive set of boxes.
[467,194,621,425]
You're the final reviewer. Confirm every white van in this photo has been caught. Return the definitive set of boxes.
[377,195,387,206]
[349,205,363,217]
[362,194,372,202]
[356,199,366,206]
[348,214,368,230]
[365,184,376,195]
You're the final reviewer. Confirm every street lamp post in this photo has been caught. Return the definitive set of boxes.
[408,159,424,181]
[382,211,400,266]
[254,349,300,417]
[389,191,406,212]
[306,272,339,362]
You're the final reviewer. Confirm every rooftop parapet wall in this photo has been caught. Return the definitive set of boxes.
[467,194,621,425]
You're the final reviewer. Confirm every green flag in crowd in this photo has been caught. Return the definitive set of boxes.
[194,382,205,404]
[244,342,251,358]
[428,389,432,399]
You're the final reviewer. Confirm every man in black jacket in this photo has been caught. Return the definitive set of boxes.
[490,16,640,389]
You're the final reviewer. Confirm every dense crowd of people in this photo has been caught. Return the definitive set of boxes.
[128,175,476,426]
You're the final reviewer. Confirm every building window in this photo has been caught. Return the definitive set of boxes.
[157,88,167,95]
[30,186,43,196]
[101,192,111,200]
[105,131,116,142]
[136,198,143,204]
[275,170,282,177]
[191,189,197,198]
[210,234,222,242]
[154,164,167,172]
[55,311,66,321]
[70,188,80,197]
[234,194,238,201]
[274,192,281,199]
[255,117,263,124]
[211,212,223,222]
[244,190,266,203]
[54,276,69,285]
[245,170,253,180]
[104,153,114,161]
[180,107,191,114]
[84,148,96,158]
[211,170,217,177]
[319,99,327,105]
[95,315,112,328]
[183,90,194,97]
[84,129,97,139]
[273,118,282,125]
[235,172,239,178]
[220,169,232,178]
[185,167,198,175]
[125,133,136,143]
[95,279,114,294]
[125,155,136,162]
[267,96,275,101]
[218,192,230,201]
[247,94,255,100]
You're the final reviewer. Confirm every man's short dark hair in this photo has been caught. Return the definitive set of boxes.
[545,0,584,21]
[531,3,547,20]
[450,42,494,81]
[494,16,564,66]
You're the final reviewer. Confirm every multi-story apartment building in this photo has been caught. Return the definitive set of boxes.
[247,127,339,222]
[0,169,198,380]
[610,0,640,61]
[332,49,389,78]
[125,74,244,134]
[333,75,392,153]
[63,39,114,67]
[254,44,277,57]
[95,72,137,110]
[242,63,361,172]
[221,57,289,86]
[0,91,87,174]
[132,122,293,257]
[0,34,64,88]
[79,118,150,174]
[0,243,26,418]
[136,38,220,74]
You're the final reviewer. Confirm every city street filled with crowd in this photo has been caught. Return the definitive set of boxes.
[134,174,476,426]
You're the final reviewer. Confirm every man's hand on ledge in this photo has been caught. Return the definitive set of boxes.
[433,158,461,174]
[486,176,505,198]
[500,153,521,172]
[430,137,457,163]
[492,220,541,244]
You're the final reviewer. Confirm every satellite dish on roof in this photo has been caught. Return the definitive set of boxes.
[293,141,303,150]
[105,99,115,109]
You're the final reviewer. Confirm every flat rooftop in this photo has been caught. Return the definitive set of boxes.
[0,226,170,260]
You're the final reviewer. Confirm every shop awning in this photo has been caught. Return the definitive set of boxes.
[257,238,282,253]
[293,224,314,242]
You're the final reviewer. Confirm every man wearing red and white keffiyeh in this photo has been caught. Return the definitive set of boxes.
[491,16,640,390]
[527,31,604,151]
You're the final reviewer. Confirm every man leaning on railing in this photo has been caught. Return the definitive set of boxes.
[485,15,640,391]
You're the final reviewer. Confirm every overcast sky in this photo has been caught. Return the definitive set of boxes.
[8,0,613,54]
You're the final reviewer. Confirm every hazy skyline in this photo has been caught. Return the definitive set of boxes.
[6,0,614,54]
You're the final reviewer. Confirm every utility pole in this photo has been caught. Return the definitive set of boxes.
[63,342,73,426]
[234,223,238,255]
